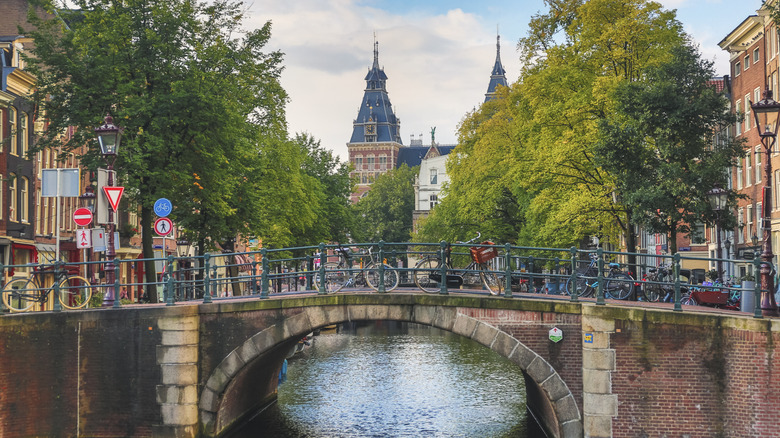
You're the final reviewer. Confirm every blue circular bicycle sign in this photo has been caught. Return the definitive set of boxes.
[154,198,172,217]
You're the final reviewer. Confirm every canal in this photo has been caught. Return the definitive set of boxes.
[230,321,544,437]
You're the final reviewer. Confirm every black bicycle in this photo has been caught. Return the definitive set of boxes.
[565,253,634,299]
[2,264,95,312]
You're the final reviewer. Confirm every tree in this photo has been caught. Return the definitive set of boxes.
[352,165,416,243]
[594,44,742,253]
[25,0,290,300]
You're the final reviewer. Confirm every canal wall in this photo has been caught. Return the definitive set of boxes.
[1,294,780,437]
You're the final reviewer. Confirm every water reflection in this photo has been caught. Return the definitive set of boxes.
[231,321,541,437]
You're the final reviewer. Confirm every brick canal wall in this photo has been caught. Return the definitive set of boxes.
[1,295,779,437]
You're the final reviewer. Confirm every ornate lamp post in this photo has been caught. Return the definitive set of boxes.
[95,114,122,307]
[707,185,728,282]
[79,185,97,284]
[751,87,780,316]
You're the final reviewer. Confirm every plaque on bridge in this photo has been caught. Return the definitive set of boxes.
[549,327,563,343]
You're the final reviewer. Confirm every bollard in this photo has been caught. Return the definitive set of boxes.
[596,248,605,305]
[569,247,578,302]
[203,254,212,304]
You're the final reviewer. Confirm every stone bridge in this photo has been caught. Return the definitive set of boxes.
[1,293,779,438]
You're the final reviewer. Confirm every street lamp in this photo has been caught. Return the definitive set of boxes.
[751,86,780,316]
[79,185,97,284]
[95,114,122,307]
[707,185,728,282]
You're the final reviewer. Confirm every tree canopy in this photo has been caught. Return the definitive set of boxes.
[352,165,416,243]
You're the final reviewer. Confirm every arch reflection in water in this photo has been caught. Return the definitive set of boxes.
[233,321,543,437]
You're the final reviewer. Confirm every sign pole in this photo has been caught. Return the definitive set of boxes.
[55,169,61,264]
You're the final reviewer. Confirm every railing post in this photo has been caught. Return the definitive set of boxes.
[0,263,6,313]
[165,256,174,306]
[753,253,763,318]
[251,260,259,295]
[114,260,122,308]
[306,255,313,290]
[439,241,448,295]
[203,254,212,304]
[53,260,62,312]
[596,248,605,305]
[569,247,578,302]
[318,243,327,295]
[553,257,560,294]
[673,253,682,312]
[528,256,535,293]
[261,248,269,298]
[504,243,512,298]
[377,241,386,293]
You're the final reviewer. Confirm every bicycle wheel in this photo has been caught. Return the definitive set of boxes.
[364,263,400,292]
[605,273,634,300]
[565,275,592,297]
[58,276,94,310]
[680,294,698,306]
[643,281,662,302]
[478,263,503,295]
[414,257,442,293]
[2,278,37,312]
[313,262,348,293]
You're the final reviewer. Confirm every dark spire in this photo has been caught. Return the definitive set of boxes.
[349,37,402,144]
[485,32,509,102]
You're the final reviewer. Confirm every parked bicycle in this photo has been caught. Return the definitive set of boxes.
[314,244,399,293]
[2,264,95,312]
[642,263,675,302]
[413,233,503,295]
[565,253,634,299]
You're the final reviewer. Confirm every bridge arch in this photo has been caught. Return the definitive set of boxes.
[197,303,582,437]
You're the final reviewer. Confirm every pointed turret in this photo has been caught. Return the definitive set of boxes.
[485,34,508,102]
[349,38,402,144]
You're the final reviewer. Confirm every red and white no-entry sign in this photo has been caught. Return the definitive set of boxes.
[73,208,93,226]
[154,217,173,236]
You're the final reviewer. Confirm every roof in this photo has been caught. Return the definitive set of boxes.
[349,39,403,144]
[397,145,456,169]
[485,34,508,102]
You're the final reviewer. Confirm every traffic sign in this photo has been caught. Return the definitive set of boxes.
[103,186,124,211]
[154,217,173,236]
[154,198,172,217]
[73,208,93,226]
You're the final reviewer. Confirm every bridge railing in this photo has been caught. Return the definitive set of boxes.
[0,241,770,318]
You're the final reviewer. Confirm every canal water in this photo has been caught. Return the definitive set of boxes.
[230,321,543,437]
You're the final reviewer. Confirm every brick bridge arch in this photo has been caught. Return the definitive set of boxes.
[195,297,582,437]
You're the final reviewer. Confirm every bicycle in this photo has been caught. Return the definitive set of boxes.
[2,264,95,312]
[642,263,674,302]
[413,233,503,295]
[315,244,399,293]
[565,253,634,299]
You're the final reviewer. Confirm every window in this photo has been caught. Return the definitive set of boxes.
[367,155,375,167]
[738,208,744,243]
[754,48,760,64]
[745,96,751,131]
[747,205,754,242]
[756,146,762,183]
[361,173,367,184]
[20,177,28,224]
[755,87,762,106]
[354,156,363,169]
[735,61,741,77]
[758,202,764,239]
[746,152,752,186]
[9,108,16,156]
[429,194,438,209]
[737,160,743,190]
[691,223,706,244]
[736,100,742,136]
[9,173,17,222]
[430,168,438,185]
[20,112,27,157]
[745,55,750,69]
[379,155,387,170]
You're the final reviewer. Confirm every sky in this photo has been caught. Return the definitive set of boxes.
[246,0,764,160]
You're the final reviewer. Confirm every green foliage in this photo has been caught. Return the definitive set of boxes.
[352,165,416,243]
